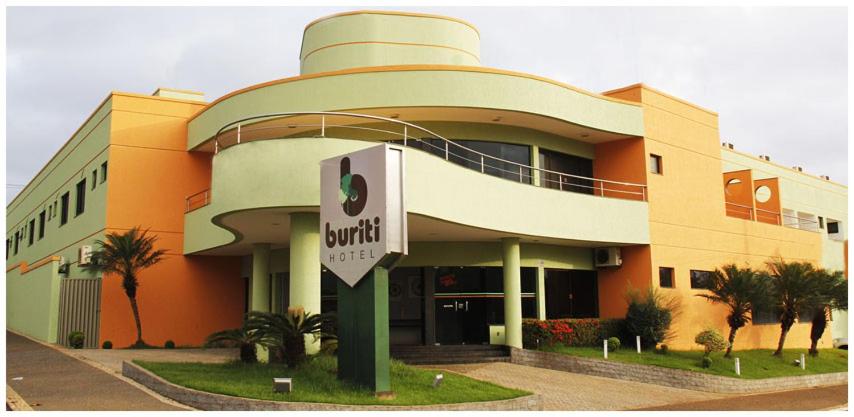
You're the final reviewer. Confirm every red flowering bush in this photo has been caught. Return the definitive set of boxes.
[522,318,624,349]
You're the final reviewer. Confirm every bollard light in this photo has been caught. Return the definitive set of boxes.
[433,374,444,388]
[734,357,741,376]
[800,353,806,370]
[636,335,641,354]
[604,339,609,359]
[273,377,293,393]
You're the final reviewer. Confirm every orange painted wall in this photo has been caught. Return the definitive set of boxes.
[604,84,826,350]
[99,93,243,347]
[723,170,755,220]
[597,245,652,318]
[753,178,782,225]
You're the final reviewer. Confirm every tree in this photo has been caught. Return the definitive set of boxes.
[806,268,847,356]
[696,264,769,357]
[763,258,819,356]
[246,307,333,368]
[624,287,680,349]
[205,320,265,363]
[83,227,165,347]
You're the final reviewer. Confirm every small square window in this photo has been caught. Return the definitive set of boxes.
[690,270,713,289]
[649,154,663,175]
[659,267,674,288]
[828,221,840,234]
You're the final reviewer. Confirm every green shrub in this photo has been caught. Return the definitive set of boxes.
[702,356,713,368]
[607,337,621,350]
[164,340,176,349]
[624,288,679,349]
[694,329,728,357]
[522,318,626,349]
[102,340,113,349]
[68,331,85,349]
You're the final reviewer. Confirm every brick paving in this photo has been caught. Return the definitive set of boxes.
[638,384,849,411]
[426,362,723,410]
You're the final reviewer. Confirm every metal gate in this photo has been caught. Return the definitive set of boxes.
[57,278,101,348]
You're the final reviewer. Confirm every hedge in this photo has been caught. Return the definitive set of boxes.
[522,318,624,349]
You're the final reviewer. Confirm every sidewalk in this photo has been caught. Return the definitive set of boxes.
[6,331,183,411]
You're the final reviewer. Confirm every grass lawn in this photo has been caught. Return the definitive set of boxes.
[135,355,529,406]
[541,345,848,379]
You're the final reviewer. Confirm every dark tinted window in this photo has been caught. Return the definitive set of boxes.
[38,211,46,239]
[690,270,712,289]
[75,179,86,216]
[828,221,840,234]
[28,219,35,246]
[60,192,70,225]
[392,139,533,184]
[659,267,674,288]
[753,306,782,324]
[539,148,594,194]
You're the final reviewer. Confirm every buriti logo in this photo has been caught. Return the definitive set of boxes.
[325,157,381,251]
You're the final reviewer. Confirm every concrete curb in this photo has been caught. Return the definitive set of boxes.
[6,329,194,410]
[122,361,543,411]
[510,348,848,394]
[6,384,34,411]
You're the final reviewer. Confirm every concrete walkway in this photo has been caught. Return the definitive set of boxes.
[6,331,183,411]
[64,344,238,373]
[427,362,723,410]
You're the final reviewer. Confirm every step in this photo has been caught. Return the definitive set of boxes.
[397,356,511,365]
[391,350,508,358]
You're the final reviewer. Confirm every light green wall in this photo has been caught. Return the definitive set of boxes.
[6,260,61,342]
[184,137,649,254]
[188,70,644,150]
[301,12,480,74]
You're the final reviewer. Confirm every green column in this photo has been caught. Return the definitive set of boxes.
[337,267,391,393]
[536,264,547,320]
[289,212,321,354]
[502,237,523,348]
[251,243,271,362]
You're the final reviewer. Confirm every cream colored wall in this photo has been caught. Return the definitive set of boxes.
[300,12,480,74]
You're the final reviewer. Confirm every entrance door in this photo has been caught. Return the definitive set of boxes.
[435,297,487,345]
[545,269,599,319]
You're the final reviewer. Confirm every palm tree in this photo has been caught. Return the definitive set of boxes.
[696,264,769,357]
[83,227,165,347]
[205,320,264,363]
[764,258,819,356]
[245,307,333,368]
[806,268,847,356]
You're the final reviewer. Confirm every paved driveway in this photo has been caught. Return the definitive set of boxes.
[427,362,723,410]
[6,331,183,411]
[638,384,848,411]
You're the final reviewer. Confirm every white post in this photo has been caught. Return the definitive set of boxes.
[636,336,641,354]
[237,124,241,144]
[735,357,741,376]
[800,353,806,370]
[321,115,326,137]
[604,339,608,359]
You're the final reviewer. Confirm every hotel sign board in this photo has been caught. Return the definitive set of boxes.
[320,144,407,287]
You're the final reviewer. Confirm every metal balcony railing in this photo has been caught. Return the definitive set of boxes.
[185,112,649,213]
[724,202,819,231]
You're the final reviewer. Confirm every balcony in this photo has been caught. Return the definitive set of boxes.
[183,112,650,254]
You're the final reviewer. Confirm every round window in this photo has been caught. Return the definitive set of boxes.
[755,185,772,203]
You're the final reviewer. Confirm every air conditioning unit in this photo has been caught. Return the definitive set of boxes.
[78,245,93,266]
[594,247,622,267]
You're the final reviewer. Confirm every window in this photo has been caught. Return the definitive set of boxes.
[819,216,825,229]
[539,148,594,194]
[828,221,840,234]
[48,204,52,219]
[60,192,70,225]
[28,219,35,246]
[53,201,58,218]
[100,161,108,183]
[659,267,674,288]
[690,270,712,289]
[75,179,86,216]
[91,170,97,190]
[753,306,782,324]
[14,231,19,255]
[38,210,46,239]
[6,239,10,260]
[649,154,663,175]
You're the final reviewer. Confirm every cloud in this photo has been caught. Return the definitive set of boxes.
[5,6,847,203]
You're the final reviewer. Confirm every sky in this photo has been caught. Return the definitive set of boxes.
[5,6,848,202]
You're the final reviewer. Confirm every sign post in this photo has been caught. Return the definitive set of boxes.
[320,144,407,395]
